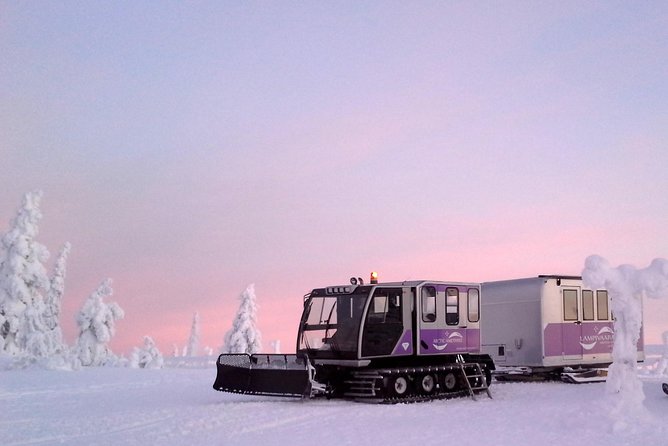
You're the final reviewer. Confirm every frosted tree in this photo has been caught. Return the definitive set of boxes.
[15,299,52,360]
[43,242,71,356]
[582,255,668,429]
[129,336,164,369]
[73,279,124,367]
[222,283,262,354]
[184,312,200,357]
[0,191,51,356]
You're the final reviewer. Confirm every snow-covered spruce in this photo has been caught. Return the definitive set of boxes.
[43,242,71,357]
[0,191,51,358]
[184,312,200,357]
[222,284,262,354]
[130,336,164,369]
[73,279,124,367]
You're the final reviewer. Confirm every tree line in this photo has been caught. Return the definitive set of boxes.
[0,191,263,370]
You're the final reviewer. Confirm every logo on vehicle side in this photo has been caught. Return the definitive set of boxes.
[579,326,614,350]
[433,331,464,351]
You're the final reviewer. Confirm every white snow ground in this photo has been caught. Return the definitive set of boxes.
[2,361,666,446]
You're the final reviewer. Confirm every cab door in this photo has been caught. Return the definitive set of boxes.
[417,285,466,354]
[360,287,405,357]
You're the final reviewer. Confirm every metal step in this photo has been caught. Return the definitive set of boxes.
[456,355,491,400]
[343,373,383,398]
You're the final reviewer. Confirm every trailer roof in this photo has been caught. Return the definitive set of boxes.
[537,274,582,280]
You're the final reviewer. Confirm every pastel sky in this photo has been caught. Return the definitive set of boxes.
[1,2,667,354]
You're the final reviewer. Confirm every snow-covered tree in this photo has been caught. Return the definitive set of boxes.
[222,283,262,354]
[15,299,52,360]
[129,336,164,369]
[184,312,200,357]
[73,279,124,367]
[43,242,71,356]
[582,255,668,428]
[0,191,51,356]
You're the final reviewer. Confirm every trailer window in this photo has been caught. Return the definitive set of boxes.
[596,290,609,320]
[446,288,459,325]
[582,290,594,321]
[563,289,578,321]
[467,288,479,323]
[421,286,436,323]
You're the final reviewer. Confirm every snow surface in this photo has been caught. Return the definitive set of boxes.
[2,362,666,446]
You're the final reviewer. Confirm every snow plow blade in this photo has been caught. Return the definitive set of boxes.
[213,354,311,397]
[663,383,668,395]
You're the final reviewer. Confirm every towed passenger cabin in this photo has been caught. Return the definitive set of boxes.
[480,275,644,376]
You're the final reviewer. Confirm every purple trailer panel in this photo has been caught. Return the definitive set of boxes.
[544,322,616,357]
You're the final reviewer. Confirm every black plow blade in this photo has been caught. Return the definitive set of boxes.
[213,353,311,397]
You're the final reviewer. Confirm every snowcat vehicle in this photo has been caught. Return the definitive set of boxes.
[214,274,495,402]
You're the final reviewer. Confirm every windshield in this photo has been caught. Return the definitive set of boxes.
[298,292,369,359]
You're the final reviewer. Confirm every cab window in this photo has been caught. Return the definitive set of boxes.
[421,286,436,322]
[446,288,459,325]
[367,288,402,324]
[467,288,480,323]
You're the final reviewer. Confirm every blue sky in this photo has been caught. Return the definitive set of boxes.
[1,1,667,352]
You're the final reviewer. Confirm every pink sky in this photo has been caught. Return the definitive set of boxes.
[1,2,667,354]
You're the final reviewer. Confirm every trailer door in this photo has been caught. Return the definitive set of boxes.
[562,288,583,360]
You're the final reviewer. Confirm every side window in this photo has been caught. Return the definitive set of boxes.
[421,286,436,322]
[467,288,480,322]
[367,288,402,324]
[446,287,459,325]
[367,294,387,323]
[563,289,578,321]
[386,290,402,323]
[596,290,609,320]
[582,290,594,321]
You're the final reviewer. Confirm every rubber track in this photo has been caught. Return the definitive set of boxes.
[343,364,488,404]
[356,389,473,405]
